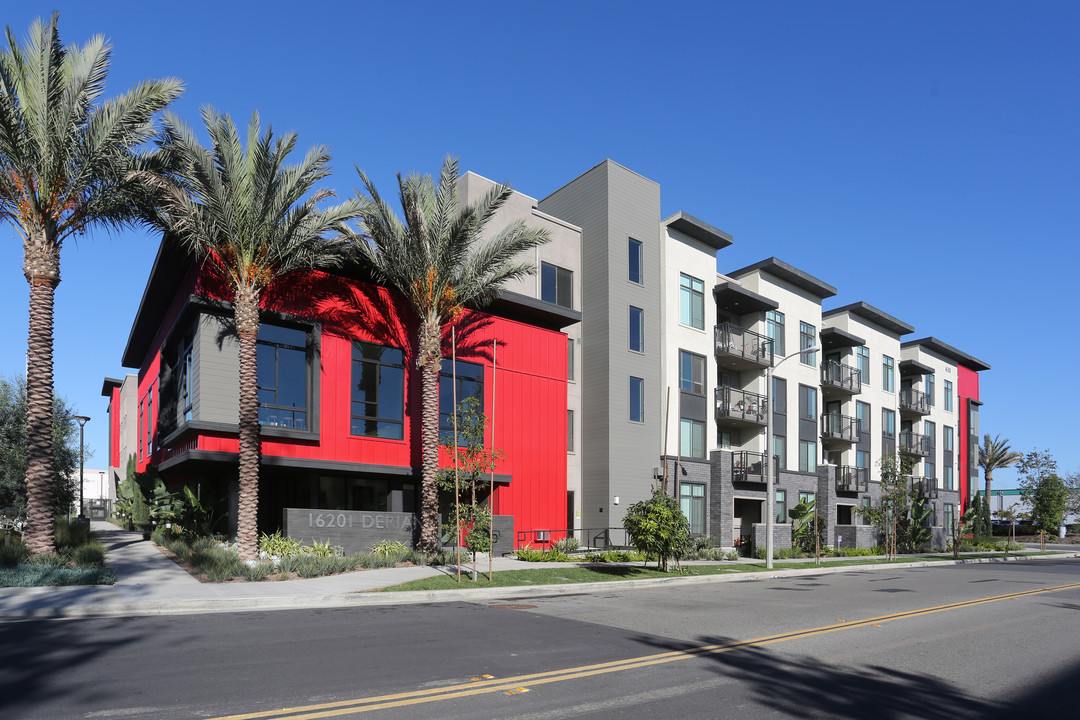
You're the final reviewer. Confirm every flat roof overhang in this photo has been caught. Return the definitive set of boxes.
[821,326,866,350]
[726,257,837,299]
[902,336,991,372]
[823,301,915,336]
[662,211,733,250]
[713,282,779,314]
[900,358,935,376]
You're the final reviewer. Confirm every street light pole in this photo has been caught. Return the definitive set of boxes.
[74,415,90,520]
[765,344,819,570]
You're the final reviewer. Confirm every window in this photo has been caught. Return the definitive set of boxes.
[925,420,936,447]
[856,401,870,434]
[257,324,309,428]
[628,238,643,284]
[629,376,644,422]
[773,435,786,471]
[629,306,644,352]
[883,355,895,392]
[567,410,574,452]
[882,408,896,438]
[146,385,154,454]
[857,450,869,469]
[351,341,404,439]
[926,373,935,406]
[719,431,733,450]
[138,397,145,460]
[766,310,785,356]
[799,491,816,505]
[179,341,193,422]
[439,359,484,442]
[944,465,954,490]
[944,379,953,411]
[679,350,705,395]
[799,440,817,473]
[856,346,870,385]
[861,497,871,525]
[680,418,705,459]
[681,483,705,534]
[775,488,787,524]
[799,322,817,366]
[799,384,817,420]
[541,261,573,308]
[944,426,954,451]
[679,273,704,329]
[944,503,955,532]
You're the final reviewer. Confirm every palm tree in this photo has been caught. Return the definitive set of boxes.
[353,157,549,553]
[979,433,1021,509]
[0,14,182,554]
[145,107,360,559]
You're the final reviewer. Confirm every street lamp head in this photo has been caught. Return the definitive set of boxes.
[74,415,90,426]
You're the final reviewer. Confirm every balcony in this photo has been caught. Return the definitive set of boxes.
[836,466,869,493]
[715,387,768,428]
[715,323,773,371]
[899,431,930,457]
[899,388,930,416]
[821,413,858,443]
[731,451,766,484]
[909,476,939,500]
[821,360,862,396]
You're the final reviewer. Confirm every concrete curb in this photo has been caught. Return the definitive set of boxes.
[5,551,1076,619]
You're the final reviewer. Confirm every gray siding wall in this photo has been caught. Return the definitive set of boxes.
[195,312,239,424]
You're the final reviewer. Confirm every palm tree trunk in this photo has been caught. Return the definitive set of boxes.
[984,469,992,511]
[234,286,261,561]
[23,234,60,555]
[418,318,442,554]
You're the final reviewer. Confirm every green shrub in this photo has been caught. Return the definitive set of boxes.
[583,550,645,563]
[54,517,90,550]
[368,548,408,568]
[71,541,106,567]
[190,543,242,581]
[552,537,581,554]
[833,547,878,557]
[241,562,273,581]
[755,546,804,560]
[515,545,571,562]
[371,539,410,556]
[0,565,114,587]
[305,539,339,558]
[0,541,28,566]
[623,489,692,571]
[260,530,303,559]
[685,547,731,561]
[28,552,67,566]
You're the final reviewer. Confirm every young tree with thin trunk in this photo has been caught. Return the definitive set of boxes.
[0,13,182,553]
[143,108,360,559]
[352,157,549,553]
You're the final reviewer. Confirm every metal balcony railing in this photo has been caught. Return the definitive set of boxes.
[731,451,766,483]
[822,413,859,442]
[907,476,939,500]
[714,323,773,368]
[899,388,930,415]
[899,431,930,456]
[821,360,862,394]
[715,387,768,426]
[836,466,869,493]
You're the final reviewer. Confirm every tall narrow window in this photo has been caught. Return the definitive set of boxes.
[773,435,786,471]
[799,322,817,366]
[799,385,817,420]
[439,359,484,442]
[925,420,936,447]
[567,409,574,452]
[351,341,405,440]
[629,376,644,423]
[541,261,573,308]
[856,346,870,385]
[567,337,574,382]
[882,408,896,438]
[628,237,643,284]
[179,341,193,422]
[944,466,954,490]
[629,306,644,352]
[257,324,309,429]
[944,503,954,531]
[882,355,895,392]
[856,401,870,434]
[944,426,954,451]
[680,273,704,329]
[775,489,787,523]
[857,449,869,468]
[766,310,785,356]
[944,379,953,411]
[799,440,817,473]
[145,386,153,456]
[926,373,935,407]
[680,418,705,458]
[679,350,705,395]
[680,483,705,534]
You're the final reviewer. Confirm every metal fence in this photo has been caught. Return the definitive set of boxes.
[516,526,633,551]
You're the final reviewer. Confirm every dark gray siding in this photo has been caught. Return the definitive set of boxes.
[195,312,239,424]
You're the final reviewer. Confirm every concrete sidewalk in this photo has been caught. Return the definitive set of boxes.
[0,521,1075,620]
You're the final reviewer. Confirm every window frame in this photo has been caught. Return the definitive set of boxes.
[883,355,895,392]
[766,310,786,356]
[679,273,705,330]
[944,379,953,412]
[256,323,311,430]
[350,340,406,441]
[679,417,705,459]
[567,409,574,453]
[882,408,896,438]
[775,488,787,524]
[679,350,706,395]
[541,261,573,309]
[628,237,643,285]
[856,346,870,385]
[680,482,706,535]
[439,358,485,443]
[799,322,817,366]
[629,305,645,353]
[629,376,645,423]
[799,440,818,473]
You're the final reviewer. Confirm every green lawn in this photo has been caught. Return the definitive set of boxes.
[380,552,1056,592]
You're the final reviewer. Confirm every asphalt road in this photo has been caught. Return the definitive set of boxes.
[4,559,1080,719]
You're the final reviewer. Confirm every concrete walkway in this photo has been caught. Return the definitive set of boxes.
[0,521,1075,619]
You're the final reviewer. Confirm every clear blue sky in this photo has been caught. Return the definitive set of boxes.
[2,1,1076,488]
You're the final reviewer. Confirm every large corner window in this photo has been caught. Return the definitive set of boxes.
[766,310,785,356]
[680,273,704,329]
[541,261,573,309]
[351,341,405,440]
[628,237,643,284]
[257,324,309,429]
[799,322,817,366]
[439,359,484,442]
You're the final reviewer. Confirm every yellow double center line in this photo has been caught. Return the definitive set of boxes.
[210,580,1080,719]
